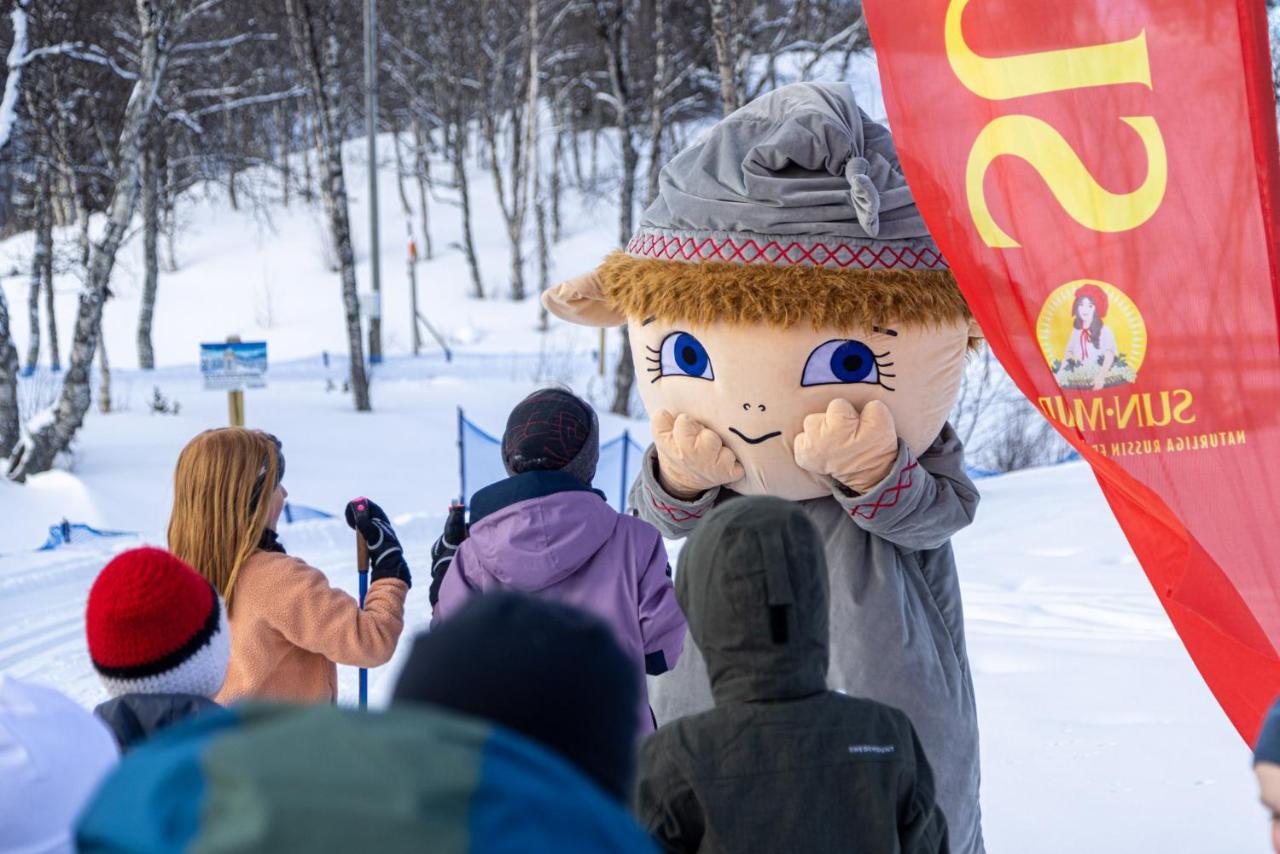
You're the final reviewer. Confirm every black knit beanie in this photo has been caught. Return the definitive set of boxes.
[501,388,599,485]
[392,593,638,800]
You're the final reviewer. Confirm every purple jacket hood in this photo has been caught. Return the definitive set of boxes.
[465,477,619,591]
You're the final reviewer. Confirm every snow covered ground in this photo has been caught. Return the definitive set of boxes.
[0,426,1259,851]
[0,65,1267,850]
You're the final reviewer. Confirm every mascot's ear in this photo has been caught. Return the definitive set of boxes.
[541,271,627,328]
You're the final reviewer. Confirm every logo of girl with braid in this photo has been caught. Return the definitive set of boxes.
[1037,280,1147,392]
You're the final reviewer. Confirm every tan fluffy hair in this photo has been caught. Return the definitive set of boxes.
[597,250,978,346]
[167,428,279,610]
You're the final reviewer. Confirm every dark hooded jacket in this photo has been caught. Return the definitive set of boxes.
[633,497,949,854]
[94,693,220,752]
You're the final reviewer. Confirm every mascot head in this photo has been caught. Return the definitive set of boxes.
[544,82,980,500]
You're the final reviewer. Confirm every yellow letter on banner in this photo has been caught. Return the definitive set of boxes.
[946,0,1151,100]
[966,115,1167,248]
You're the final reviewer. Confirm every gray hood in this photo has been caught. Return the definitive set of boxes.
[676,496,828,705]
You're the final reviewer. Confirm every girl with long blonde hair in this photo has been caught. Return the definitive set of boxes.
[168,428,410,704]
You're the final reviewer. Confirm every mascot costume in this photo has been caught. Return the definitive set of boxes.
[543,82,986,853]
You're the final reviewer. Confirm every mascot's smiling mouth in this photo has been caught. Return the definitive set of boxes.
[729,427,783,445]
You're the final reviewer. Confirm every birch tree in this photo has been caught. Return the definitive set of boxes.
[0,289,18,458]
[0,0,27,456]
[136,128,161,369]
[526,0,550,325]
[0,0,28,149]
[477,0,530,301]
[708,0,865,115]
[8,0,204,481]
[21,162,50,371]
[283,0,371,411]
[709,0,741,116]
[427,0,485,299]
[592,0,641,415]
[148,3,309,367]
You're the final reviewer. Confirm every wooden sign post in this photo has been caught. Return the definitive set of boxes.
[200,337,267,428]
[226,335,245,427]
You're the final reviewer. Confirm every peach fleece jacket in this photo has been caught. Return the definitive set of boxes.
[215,550,408,704]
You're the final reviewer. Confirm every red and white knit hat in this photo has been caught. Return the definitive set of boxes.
[86,547,229,698]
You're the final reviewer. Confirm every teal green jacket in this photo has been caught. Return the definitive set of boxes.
[77,703,655,854]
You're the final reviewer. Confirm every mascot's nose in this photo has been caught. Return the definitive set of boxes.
[741,402,767,412]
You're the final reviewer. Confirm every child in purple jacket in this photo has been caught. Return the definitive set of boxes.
[433,388,686,733]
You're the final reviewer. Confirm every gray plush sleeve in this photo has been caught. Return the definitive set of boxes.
[829,423,979,551]
[628,445,720,541]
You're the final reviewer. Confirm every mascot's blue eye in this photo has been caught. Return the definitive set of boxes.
[801,340,893,389]
[656,332,714,380]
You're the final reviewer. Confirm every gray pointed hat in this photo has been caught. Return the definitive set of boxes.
[544,82,968,332]
[629,81,946,270]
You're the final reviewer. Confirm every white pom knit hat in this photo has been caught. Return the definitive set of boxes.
[86,547,229,698]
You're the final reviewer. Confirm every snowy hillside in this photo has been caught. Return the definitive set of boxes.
[0,66,1267,853]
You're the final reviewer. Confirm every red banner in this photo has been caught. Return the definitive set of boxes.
[863,0,1280,742]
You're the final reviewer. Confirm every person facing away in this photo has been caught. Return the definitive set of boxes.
[433,387,686,733]
[76,700,656,853]
[167,428,410,704]
[1254,697,1280,853]
[0,675,119,854]
[87,547,227,751]
[634,496,949,854]
[397,591,641,803]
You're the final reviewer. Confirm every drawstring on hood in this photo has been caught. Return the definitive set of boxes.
[676,496,829,705]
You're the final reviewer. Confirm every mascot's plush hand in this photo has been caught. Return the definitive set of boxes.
[794,399,900,494]
[652,410,745,499]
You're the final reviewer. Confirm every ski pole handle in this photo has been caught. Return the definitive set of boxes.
[346,497,377,710]
[357,530,369,710]
[356,517,371,710]
[357,535,370,577]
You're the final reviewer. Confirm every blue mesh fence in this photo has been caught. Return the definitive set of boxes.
[458,409,645,513]
[32,506,331,551]
[458,412,510,507]
[38,522,136,551]
[597,433,646,513]
[281,503,335,524]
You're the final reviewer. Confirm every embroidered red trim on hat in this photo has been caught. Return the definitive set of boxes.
[626,234,949,270]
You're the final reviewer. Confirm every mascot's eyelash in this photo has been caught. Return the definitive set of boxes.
[875,353,896,391]
[875,350,897,392]
[645,345,662,382]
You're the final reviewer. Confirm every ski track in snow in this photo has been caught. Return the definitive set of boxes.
[0,516,441,709]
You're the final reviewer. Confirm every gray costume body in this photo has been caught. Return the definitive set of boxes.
[632,424,984,854]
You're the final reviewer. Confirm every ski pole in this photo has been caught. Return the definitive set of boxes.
[357,530,370,709]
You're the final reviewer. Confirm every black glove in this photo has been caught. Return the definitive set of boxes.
[429,504,468,608]
[345,497,412,588]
